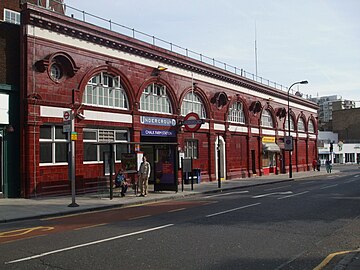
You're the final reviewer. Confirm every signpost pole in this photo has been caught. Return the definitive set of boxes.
[217,134,221,188]
[190,157,194,191]
[181,157,184,192]
[68,109,78,207]
[109,144,114,200]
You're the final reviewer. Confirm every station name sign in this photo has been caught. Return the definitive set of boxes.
[140,116,176,127]
[141,129,176,137]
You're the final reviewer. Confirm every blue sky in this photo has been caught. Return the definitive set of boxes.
[65,0,360,101]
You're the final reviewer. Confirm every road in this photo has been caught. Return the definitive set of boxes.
[1,165,359,269]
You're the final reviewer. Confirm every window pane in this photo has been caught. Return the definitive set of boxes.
[55,143,68,162]
[55,126,67,139]
[99,145,109,161]
[84,143,97,161]
[84,131,97,140]
[40,126,52,139]
[40,142,52,163]
[116,131,128,141]
[116,144,128,160]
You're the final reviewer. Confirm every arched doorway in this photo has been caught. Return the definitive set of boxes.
[215,135,226,181]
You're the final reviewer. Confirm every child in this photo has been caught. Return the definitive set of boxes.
[115,169,128,197]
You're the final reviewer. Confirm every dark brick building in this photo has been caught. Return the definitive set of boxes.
[332,108,360,143]
[3,2,318,198]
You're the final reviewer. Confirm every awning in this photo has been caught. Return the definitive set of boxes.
[263,143,281,153]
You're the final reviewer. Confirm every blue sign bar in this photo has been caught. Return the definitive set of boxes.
[141,129,176,137]
[140,116,177,127]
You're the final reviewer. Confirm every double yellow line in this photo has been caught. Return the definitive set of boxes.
[314,248,360,270]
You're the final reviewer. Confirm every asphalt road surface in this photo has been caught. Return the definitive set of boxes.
[1,165,359,269]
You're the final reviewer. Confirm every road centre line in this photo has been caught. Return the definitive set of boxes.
[278,191,309,200]
[128,215,151,220]
[5,224,174,265]
[205,203,261,218]
[344,179,356,183]
[264,185,292,191]
[252,191,292,198]
[168,208,186,213]
[320,184,338,190]
[204,190,249,198]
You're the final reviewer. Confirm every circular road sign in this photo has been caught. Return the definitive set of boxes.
[63,111,71,122]
[183,112,203,132]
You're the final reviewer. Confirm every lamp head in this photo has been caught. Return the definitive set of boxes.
[157,66,167,71]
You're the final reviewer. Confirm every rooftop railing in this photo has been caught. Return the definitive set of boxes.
[29,0,296,94]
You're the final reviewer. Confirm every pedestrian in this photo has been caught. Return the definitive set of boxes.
[317,158,321,171]
[138,155,151,197]
[115,168,128,197]
[325,159,331,173]
[312,159,317,171]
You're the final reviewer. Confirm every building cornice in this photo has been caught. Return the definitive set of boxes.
[22,4,318,110]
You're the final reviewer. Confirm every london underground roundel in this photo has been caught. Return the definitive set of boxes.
[183,112,204,132]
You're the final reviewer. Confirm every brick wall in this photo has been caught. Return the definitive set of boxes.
[0,23,20,85]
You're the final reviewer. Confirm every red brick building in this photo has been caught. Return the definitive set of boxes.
[16,3,317,197]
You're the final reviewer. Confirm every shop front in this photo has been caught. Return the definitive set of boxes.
[139,116,178,191]
[262,136,280,175]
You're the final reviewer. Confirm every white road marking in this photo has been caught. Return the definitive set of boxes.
[354,175,359,178]
[344,179,356,183]
[204,191,249,198]
[320,184,338,190]
[252,191,293,198]
[264,185,292,191]
[5,224,174,264]
[205,203,261,218]
[278,191,309,200]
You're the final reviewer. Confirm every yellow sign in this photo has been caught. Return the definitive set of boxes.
[262,136,275,143]
[71,132,78,141]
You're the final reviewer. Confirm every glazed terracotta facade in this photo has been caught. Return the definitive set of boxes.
[19,4,318,197]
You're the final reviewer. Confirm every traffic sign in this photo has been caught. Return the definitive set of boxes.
[63,124,71,133]
[63,110,71,122]
[284,136,293,151]
[183,112,204,132]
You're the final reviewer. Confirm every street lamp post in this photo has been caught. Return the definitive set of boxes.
[287,80,308,178]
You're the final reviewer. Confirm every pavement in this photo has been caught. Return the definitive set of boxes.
[0,168,359,269]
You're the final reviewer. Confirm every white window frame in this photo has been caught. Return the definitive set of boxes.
[181,92,206,118]
[308,120,315,133]
[39,125,68,166]
[185,140,198,159]
[228,102,245,123]
[140,83,172,114]
[285,116,295,131]
[298,118,306,132]
[261,110,274,128]
[3,9,20,25]
[83,72,128,110]
[83,129,129,164]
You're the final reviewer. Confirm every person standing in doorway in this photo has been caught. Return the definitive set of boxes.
[138,155,151,197]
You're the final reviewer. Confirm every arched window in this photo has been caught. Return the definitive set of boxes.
[261,109,274,128]
[228,102,245,123]
[83,72,128,109]
[298,118,306,132]
[308,120,315,133]
[285,116,295,131]
[140,83,172,114]
[181,92,206,118]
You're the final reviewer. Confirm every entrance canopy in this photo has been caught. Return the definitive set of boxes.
[263,143,280,153]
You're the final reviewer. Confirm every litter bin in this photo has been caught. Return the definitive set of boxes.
[184,169,201,184]
[192,169,201,184]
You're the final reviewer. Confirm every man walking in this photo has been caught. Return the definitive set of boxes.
[138,155,151,197]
